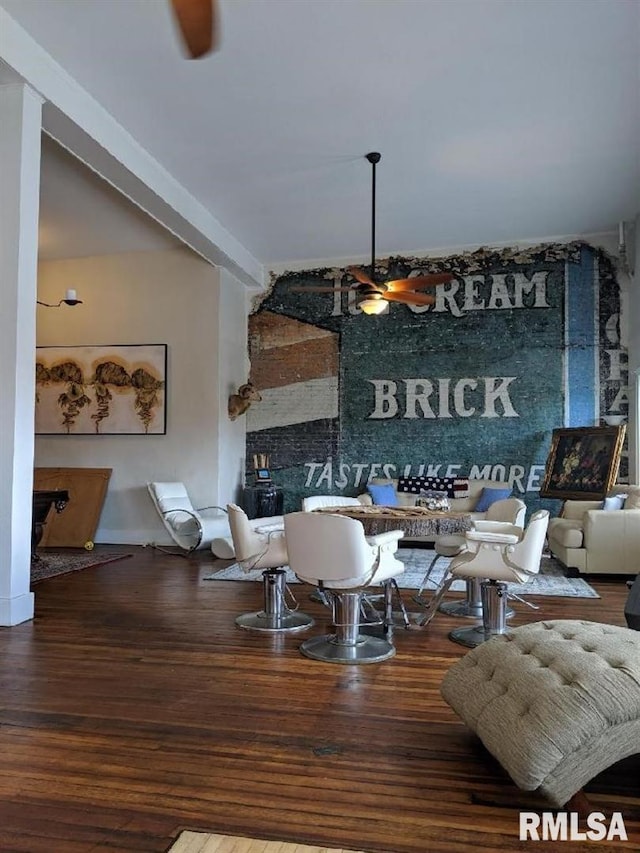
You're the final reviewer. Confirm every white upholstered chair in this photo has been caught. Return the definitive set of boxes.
[226,502,287,569]
[147,481,234,557]
[284,511,406,663]
[419,510,549,648]
[226,503,313,634]
[301,495,365,603]
[414,497,527,619]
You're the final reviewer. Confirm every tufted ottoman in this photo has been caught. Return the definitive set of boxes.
[440,620,640,807]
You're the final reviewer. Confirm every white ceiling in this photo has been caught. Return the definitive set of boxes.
[2,0,639,269]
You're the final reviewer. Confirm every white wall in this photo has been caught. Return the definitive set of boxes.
[35,247,248,545]
[217,267,252,507]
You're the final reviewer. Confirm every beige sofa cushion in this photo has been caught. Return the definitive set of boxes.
[547,518,584,548]
[560,500,601,520]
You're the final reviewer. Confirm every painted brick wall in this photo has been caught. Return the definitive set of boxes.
[247,242,626,513]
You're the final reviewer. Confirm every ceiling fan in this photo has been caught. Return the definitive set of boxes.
[291,152,454,314]
[170,0,219,59]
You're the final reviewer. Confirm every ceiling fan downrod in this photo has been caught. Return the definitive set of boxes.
[366,152,381,284]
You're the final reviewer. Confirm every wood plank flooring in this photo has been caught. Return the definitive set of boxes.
[0,545,638,853]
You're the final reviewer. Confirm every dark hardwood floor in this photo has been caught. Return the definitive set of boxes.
[1,545,638,853]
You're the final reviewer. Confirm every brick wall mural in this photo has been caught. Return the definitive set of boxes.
[246,242,627,513]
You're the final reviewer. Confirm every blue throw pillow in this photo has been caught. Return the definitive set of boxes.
[602,494,627,511]
[474,487,513,512]
[367,483,399,506]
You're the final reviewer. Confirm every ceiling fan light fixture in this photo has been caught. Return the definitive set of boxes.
[287,151,453,306]
[360,296,388,315]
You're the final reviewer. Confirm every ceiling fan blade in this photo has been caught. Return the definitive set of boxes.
[348,266,376,286]
[386,273,454,292]
[170,0,218,58]
[384,291,435,306]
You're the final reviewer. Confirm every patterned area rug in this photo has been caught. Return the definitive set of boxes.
[169,831,366,853]
[31,551,132,583]
[203,549,599,598]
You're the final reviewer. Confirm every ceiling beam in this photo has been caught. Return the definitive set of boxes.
[0,9,264,290]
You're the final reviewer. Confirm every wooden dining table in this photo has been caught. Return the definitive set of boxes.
[312,503,473,539]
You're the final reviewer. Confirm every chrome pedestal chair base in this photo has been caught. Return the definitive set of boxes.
[448,580,510,648]
[236,568,314,633]
[413,536,465,606]
[299,587,396,664]
[439,576,515,620]
[300,632,395,664]
[236,610,315,632]
[448,624,492,647]
[309,582,331,606]
[364,579,411,630]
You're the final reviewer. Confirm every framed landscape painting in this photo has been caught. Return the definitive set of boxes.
[539,425,626,500]
[35,344,167,435]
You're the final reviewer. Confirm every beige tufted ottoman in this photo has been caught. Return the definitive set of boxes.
[441,620,640,807]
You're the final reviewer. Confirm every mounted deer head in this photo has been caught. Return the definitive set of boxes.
[228,382,262,421]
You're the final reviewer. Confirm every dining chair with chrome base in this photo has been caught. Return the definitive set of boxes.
[418,510,549,648]
[302,495,365,604]
[414,498,527,620]
[227,503,314,634]
[284,511,406,663]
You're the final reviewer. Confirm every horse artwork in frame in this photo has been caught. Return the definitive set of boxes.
[540,424,627,501]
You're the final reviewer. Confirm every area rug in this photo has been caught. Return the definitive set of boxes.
[31,551,132,583]
[203,549,599,598]
[168,831,366,853]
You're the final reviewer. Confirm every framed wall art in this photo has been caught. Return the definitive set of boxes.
[35,344,167,435]
[539,424,626,500]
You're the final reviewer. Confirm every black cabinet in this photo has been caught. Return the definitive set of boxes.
[32,490,69,556]
[625,574,640,631]
[241,484,284,519]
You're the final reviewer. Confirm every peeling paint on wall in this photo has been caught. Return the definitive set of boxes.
[247,242,626,512]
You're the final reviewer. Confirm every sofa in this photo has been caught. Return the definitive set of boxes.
[360,477,513,512]
[547,484,640,575]
[305,478,515,546]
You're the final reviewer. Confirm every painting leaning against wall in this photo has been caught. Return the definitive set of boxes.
[35,344,167,435]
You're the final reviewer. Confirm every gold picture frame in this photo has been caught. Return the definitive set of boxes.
[539,425,626,500]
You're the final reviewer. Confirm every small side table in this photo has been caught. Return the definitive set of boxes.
[241,484,284,519]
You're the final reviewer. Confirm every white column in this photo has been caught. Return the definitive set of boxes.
[217,267,251,507]
[0,84,43,625]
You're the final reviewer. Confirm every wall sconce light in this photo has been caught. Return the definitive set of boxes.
[37,289,83,308]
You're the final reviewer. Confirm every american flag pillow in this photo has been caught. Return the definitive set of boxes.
[397,476,469,499]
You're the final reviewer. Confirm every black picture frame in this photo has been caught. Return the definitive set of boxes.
[539,425,626,500]
[35,344,167,435]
